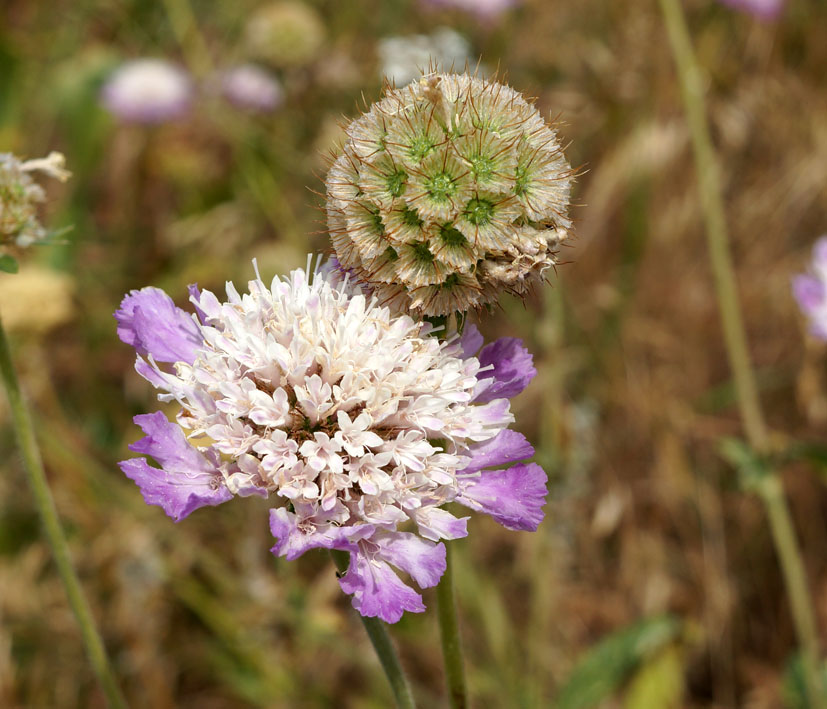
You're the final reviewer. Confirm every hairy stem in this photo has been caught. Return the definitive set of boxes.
[658,0,823,705]
[436,542,468,709]
[0,315,127,708]
[330,550,417,709]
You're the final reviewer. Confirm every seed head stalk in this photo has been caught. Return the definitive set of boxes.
[658,0,823,705]
[0,314,127,708]
[330,550,417,709]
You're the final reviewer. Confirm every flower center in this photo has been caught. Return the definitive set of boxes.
[385,169,407,198]
[464,197,495,226]
[426,172,457,203]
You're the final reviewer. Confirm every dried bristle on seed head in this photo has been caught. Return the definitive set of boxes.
[324,71,573,317]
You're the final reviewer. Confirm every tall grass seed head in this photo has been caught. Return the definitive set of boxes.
[325,73,573,316]
[0,152,70,251]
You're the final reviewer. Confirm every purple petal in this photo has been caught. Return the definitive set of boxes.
[119,412,231,521]
[269,508,375,561]
[188,284,209,325]
[339,550,425,623]
[474,337,537,403]
[375,532,446,588]
[115,287,203,364]
[134,357,168,388]
[461,429,535,474]
[793,275,825,312]
[457,462,548,531]
[459,323,484,358]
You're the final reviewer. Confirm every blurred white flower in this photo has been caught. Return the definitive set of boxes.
[101,59,192,124]
[219,64,283,113]
[377,28,471,87]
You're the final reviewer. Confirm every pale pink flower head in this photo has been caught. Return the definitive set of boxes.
[718,0,785,20]
[219,64,284,113]
[102,59,192,124]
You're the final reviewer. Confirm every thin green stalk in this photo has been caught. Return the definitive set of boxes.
[436,542,468,709]
[757,475,824,679]
[329,550,416,709]
[0,315,127,709]
[659,0,766,449]
[159,0,212,75]
[658,0,824,705]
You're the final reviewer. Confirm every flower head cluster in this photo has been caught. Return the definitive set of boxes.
[325,72,573,316]
[116,262,546,622]
[793,236,827,340]
[1,152,70,251]
[102,59,192,124]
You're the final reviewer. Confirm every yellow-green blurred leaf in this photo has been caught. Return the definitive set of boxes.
[623,646,684,709]
[556,615,681,709]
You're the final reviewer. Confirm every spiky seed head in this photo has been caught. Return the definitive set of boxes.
[324,72,573,316]
[1,152,70,252]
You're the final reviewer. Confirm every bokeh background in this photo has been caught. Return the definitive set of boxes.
[2,0,827,706]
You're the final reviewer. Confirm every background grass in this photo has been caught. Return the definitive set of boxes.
[1,0,826,706]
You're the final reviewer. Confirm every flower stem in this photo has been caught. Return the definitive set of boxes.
[658,0,824,705]
[0,315,127,709]
[436,542,468,709]
[329,550,417,709]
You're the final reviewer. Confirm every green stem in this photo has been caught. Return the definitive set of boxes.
[0,315,127,709]
[757,475,824,696]
[659,0,766,448]
[436,542,468,709]
[159,0,212,75]
[329,550,416,709]
[658,0,823,705]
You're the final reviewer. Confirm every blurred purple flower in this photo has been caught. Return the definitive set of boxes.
[219,64,283,113]
[718,0,785,20]
[793,237,827,340]
[423,0,520,20]
[101,59,192,124]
